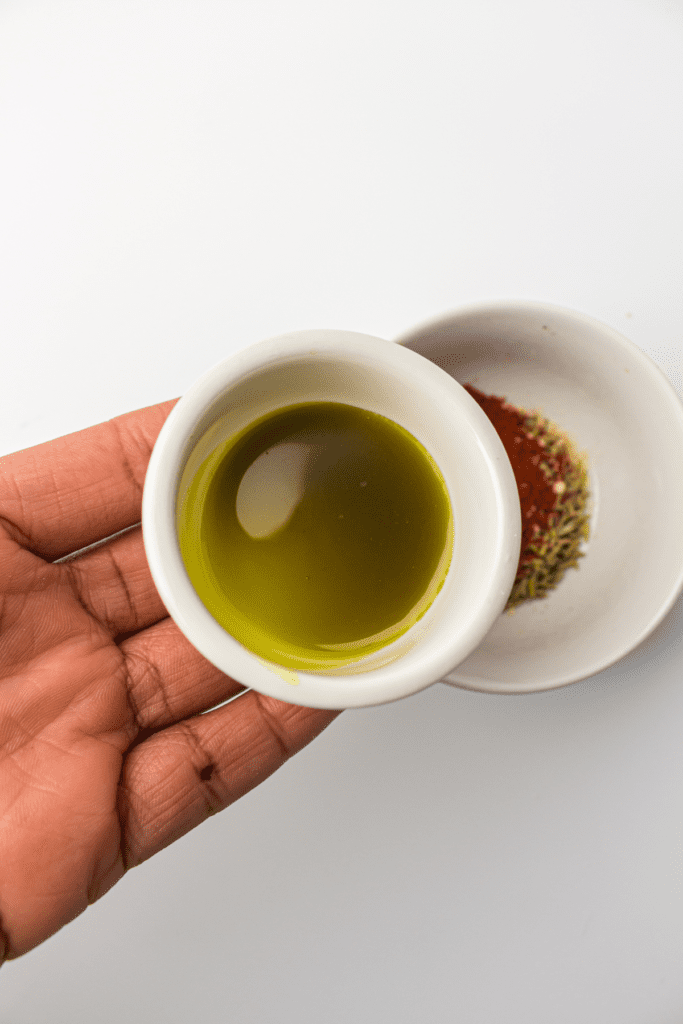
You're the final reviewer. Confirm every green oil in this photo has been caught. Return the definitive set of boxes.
[178,402,452,671]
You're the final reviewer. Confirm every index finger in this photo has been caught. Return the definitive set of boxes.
[0,399,178,560]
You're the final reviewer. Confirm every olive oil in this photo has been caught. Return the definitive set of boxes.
[178,402,452,671]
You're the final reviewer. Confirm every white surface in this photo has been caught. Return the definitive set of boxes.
[401,302,683,692]
[143,329,521,705]
[1,1,682,1021]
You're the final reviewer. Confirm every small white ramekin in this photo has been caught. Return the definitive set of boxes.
[142,329,521,708]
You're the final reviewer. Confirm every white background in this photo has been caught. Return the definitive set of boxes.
[1,1,683,1021]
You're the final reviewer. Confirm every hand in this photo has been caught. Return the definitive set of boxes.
[0,401,339,961]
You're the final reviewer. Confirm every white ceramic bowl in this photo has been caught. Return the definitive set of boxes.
[142,329,521,708]
[399,301,683,694]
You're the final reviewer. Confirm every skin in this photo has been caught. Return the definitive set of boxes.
[0,400,339,962]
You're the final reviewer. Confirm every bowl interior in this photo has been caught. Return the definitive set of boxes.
[399,303,683,693]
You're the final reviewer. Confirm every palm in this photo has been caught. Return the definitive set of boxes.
[0,402,337,962]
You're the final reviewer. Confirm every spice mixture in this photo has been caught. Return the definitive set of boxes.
[464,384,590,610]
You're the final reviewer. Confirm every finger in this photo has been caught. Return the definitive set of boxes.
[62,525,167,638]
[119,693,340,867]
[0,399,177,560]
[121,617,246,730]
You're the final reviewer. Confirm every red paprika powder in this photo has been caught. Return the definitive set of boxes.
[464,384,590,609]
